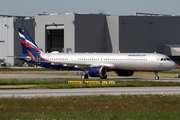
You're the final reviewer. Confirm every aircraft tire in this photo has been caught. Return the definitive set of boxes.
[155,76,159,80]
[81,75,84,79]
[81,74,89,79]
[85,74,89,79]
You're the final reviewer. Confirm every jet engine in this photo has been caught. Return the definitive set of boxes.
[115,71,134,76]
[88,66,107,78]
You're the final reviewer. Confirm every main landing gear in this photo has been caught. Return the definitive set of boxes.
[81,74,89,79]
[81,73,108,79]
[154,71,159,80]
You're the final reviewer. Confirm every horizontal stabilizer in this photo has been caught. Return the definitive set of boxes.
[7,56,31,61]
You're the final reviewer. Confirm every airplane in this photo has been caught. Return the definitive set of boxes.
[13,28,176,80]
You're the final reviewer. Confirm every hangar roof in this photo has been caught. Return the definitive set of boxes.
[164,44,180,56]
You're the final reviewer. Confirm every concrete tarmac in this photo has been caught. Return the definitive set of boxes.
[0,73,180,82]
[1,87,180,97]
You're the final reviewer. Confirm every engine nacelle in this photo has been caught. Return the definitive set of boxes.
[88,66,107,77]
[115,71,134,76]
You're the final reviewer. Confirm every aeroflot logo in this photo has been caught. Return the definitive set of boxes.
[128,55,146,56]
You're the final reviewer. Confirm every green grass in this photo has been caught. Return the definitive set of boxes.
[0,94,180,119]
[160,71,180,74]
[0,78,180,89]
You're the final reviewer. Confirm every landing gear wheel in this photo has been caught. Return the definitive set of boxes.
[81,74,89,79]
[100,75,107,79]
[81,75,84,79]
[155,76,159,80]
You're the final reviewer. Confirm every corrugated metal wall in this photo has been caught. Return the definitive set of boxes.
[0,17,14,65]
[14,19,35,66]
[0,17,35,66]
[119,16,180,53]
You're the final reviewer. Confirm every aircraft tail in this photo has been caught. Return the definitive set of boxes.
[18,28,42,54]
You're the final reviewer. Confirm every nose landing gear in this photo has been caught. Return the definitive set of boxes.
[154,71,159,80]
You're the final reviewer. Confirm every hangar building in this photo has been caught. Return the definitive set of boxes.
[35,13,180,64]
[0,15,34,66]
[1,13,180,66]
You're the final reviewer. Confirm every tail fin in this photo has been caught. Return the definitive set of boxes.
[18,28,42,54]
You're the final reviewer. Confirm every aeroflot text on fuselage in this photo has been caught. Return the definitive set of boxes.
[128,54,146,56]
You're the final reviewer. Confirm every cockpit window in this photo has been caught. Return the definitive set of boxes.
[161,58,171,61]
[167,58,171,61]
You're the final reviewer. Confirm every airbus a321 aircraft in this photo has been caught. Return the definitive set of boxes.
[14,28,176,80]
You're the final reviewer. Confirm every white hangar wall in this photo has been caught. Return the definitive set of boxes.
[105,15,119,53]
[0,17,35,66]
[35,13,75,53]
[0,17,14,65]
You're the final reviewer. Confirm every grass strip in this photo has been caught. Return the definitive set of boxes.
[0,78,180,89]
[0,94,180,119]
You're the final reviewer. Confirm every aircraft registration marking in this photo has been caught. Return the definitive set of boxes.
[84,81,100,84]
[68,81,83,84]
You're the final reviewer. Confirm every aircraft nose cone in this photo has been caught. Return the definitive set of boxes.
[170,61,177,69]
[165,61,176,70]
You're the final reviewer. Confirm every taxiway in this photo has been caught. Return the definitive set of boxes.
[0,73,179,82]
[0,87,180,97]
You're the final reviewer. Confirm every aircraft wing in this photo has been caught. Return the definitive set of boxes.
[89,63,115,68]
[40,60,115,68]
[65,63,115,68]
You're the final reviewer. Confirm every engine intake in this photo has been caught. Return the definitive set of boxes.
[115,71,134,76]
[88,66,107,78]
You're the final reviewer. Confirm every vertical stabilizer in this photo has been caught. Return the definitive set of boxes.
[18,28,42,54]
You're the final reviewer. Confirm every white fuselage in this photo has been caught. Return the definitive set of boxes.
[40,53,176,71]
